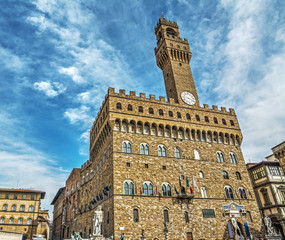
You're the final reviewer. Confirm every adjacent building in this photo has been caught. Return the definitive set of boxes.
[0,188,49,240]
[272,141,285,173]
[51,187,65,240]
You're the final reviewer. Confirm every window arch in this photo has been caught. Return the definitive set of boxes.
[9,217,14,224]
[27,218,32,225]
[0,217,4,224]
[162,183,171,196]
[236,172,242,180]
[143,182,153,196]
[18,218,23,225]
[133,209,139,222]
[184,211,189,223]
[163,209,169,222]
[122,141,132,153]
[159,109,164,116]
[214,117,218,124]
[149,108,154,114]
[11,204,16,211]
[158,125,164,137]
[194,149,201,160]
[222,171,229,179]
[230,120,235,126]
[177,112,181,118]
[225,186,234,199]
[239,187,247,199]
[20,205,25,212]
[138,106,143,113]
[195,115,200,121]
[217,151,225,162]
[124,181,134,195]
[230,152,238,163]
[158,145,167,157]
[127,104,132,111]
[2,204,7,211]
[205,116,209,122]
[144,123,150,135]
[186,113,191,120]
[222,119,227,125]
[201,187,208,198]
[29,205,34,212]
[169,111,173,117]
[140,143,149,155]
[199,171,204,178]
[175,147,181,158]
[121,121,127,132]
[219,133,223,143]
[116,103,122,110]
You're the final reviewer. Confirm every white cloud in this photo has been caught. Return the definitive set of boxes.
[64,105,92,126]
[34,81,66,97]
[59,66,85,84]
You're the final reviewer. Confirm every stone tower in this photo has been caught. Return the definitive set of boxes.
[155,16,199,107]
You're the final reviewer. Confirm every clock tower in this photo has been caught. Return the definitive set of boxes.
[155,16,200,107]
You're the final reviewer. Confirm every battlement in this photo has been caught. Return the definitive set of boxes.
[155,17,178,34]
[108,87,235,115]
[81,159,91,171]
[155,37,189,53]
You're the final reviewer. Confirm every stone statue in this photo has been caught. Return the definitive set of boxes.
[120,233,125,240]
[231,218,244,240]
[92,206,103,236]
[264,215,276,235]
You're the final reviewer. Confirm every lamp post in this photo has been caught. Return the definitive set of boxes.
[163,222,168,240]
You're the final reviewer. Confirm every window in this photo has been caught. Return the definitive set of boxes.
[214,117,218,124]
[236,172,242,180]
[71,185,74,194]
[201,187,208,198]
[133,209,139,222]
[138,106,143,113]
[222,171,229,179]
[217,151,225,162]
[145,164,148,168]
[20,205,25,212]
[143,182,153,196]
[199,171,204,178]
[169,111,173,117]
[239,187,247,199]
[229,153,238,164]
[2,204,7,211]
[0,217,4,224]
[230,120,234,126]
[252,167,266,180]
[31,195,35,200]
[175,147,181,158]
[159,109,164,116]
[22,194,26,200]
[9,217,14,224]
[225,186,234,199]
[205,116,209,122]
[18,218,23,225]
[5,194,9,199]
[11,205,16,211]
[184,211,189,223]
[162,166,166,170]
[163,209,169,222]
[140,143,149,155]
[158,145,166,157]
[222,119,227,125]
[195,115,200,121]
[29,205,34,212]
[126,162,130,167]
[194,149,200,160]
[186,113,190,120]
[76,182,79,190]
[122,141,132,153]
[66,189,69,196]
[177,112,181,118]
[124,181,134,195]
[127,104,132,111]
[162,183,171,196]
[27,218,32,225]
[14,194,18,199]
[149,108,154,114]
[269,166,284,176]
[116,103,122,109]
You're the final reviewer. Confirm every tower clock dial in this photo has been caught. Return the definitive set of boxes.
[181,91,196,105]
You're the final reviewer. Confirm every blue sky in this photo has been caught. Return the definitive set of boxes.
[0,0,284,214]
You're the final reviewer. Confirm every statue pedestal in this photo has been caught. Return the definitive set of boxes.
[265,234,282,240]
[235,236,244,240]
[90,235,104,240]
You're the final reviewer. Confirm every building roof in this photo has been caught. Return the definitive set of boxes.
[0,188,46,199]
[51,187,65,205]
[272,140,285,153]
[246,160,280,170]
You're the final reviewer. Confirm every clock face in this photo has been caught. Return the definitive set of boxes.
[181,91,196,105]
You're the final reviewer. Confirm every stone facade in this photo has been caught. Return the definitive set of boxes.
[51,187,65,240]
[0,188,49,240]
[52,16,266,239]
[272,141,285,174]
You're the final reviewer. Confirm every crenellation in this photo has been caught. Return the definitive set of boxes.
[229,108,235,115]
[139,93,146,98]
[130,91,136,96]
[159,96,166,102]
[212,105,218,111]
[169,98,176,104]
[203,104,209,109]
[149,94,156,100]
[119,89,126,96]
[221,107,227,113]
[108,87,115,94]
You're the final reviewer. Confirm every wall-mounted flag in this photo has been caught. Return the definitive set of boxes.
[193,177,199,192]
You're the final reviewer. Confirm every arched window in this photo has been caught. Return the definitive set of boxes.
[239,187,247,199]
[166,28,176,36]
[11,205,16,211]
[222,171,229,179]
[222,119,227,125]
[201,187,208,198]
[2,204,7,211]
[149,108,154,114]
[116,103,122,110]
[124,181,134,195]
[230,152,238,163]
[175,147,181,158]
[201,131,206,141]
[121,121,127,132]
[133,209,139,222]
[137,122,143,134]
[236,172,242,180]
[114,120,120,131]
[129,121,135,133]
[165,126,170,137]
[20,205,25,212]
[230,120,235,126]
[29,205,34,212]
[0,217,4,224]
[81,177,85,185]
[195,115,200,121]
[144,123,150,135]
[205,116,209,122]
[194,149,200,160]
[199,171,204,178]
[27,218,32,225]
[127,104,132,111]
[140,143,149,155]
[214,117,218,124]
[186,113,191,120]
[158,125,164,136]
[9,217,14,224]
[169,111,173,117]
[225,186,234,199]
[143,182,153,196]
[122,141,131,153]
[138,106,143,113]
[163,209,169,222]
[217,151,225,162]
[219,133,223,143]
[158,145,167,157]
[18,218,23,225]
[184,211,189,223]
[177,112,181,118]
[159,109,164,116]
[162,183,171,196]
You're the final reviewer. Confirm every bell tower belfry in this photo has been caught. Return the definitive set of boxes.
[155,16,199,107]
